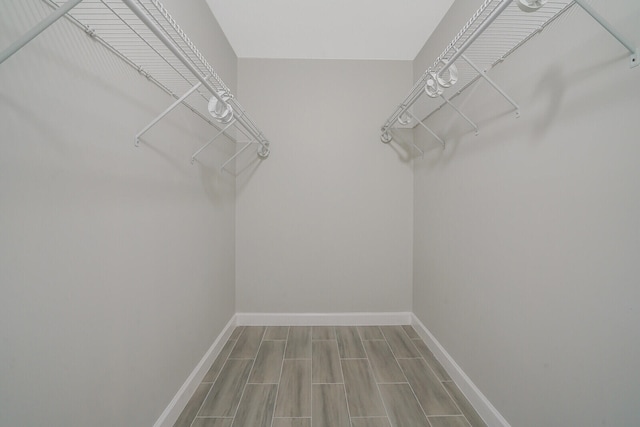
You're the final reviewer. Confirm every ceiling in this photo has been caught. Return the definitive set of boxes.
[204,0,456,60]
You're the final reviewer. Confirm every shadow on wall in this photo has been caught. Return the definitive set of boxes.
[412,48,628,166]
[384,128,424,164]
[235,149,266,196]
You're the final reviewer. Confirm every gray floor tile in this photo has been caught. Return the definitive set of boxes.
[442,382,487,427]
[380,326,421,358]
[229,326,245,340]
[363,340,406,383]
[199,359,253,417]
[427,416,471,427]
[203,340,235,383]
[312,326,336,340]
[285,326,312,359]
[402,325,420,339]
[350,418,392,427]
[249,340,285,383]
[272,418,311,427]
[341,359,386,417]
[358,326,384,340]
[232,383,277,427]
[275,359,312,417]
[378,383,429,427]
[230,326,265,359]
[397,358,460,416]
[312,340,343,383]
[173,382,212,427]
[412,339,451,381]
[176,326,484,427]
[191,418,234,427]
[312,384,350,427]
[264,326,289,340]
[336,326,367,358]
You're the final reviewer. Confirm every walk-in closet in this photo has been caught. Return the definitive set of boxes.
[1,0,638,426]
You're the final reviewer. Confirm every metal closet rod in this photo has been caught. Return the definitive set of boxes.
[381,0,513,135]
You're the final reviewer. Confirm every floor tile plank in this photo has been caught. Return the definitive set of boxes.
[380,326,420,358]
[312,340,343,384]
[312,384,350,427]
[274,360,312,417]
[411,339,451,381]
[172,383,212,427]
[312,326,336,340]
[230,326,265,359]
[350,418,392,427]
[272,418,311,427]
[427,416,472,427]
[402,325,420,339]
[203,340,235,383]
[199,359,253,417]
[229,327,245,340]
[341,359,386,417]
[264,326,289,340]
[363,340,406,383]
[336,326,367,358]
[357,326,384,340]
[285,327,312,359]
[442,382,488,427]
[397,358,460,416]
[378,383,429,427]
[232,383,277,427]
[249,340,285,383]
[191,418,233,427]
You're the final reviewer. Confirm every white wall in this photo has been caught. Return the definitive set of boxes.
[236,59,414,314]
[412,0,640,425]
[0,1,237,425]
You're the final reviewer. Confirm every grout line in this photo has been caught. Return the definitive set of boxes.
[310,328,313,424]
[339,355,354,427]
[270,326,289,427]
[380,326,433,426]
[189,331,241,427]
[407,332,468,421]
[350,416,390,418]
[440,377,469,424]
[358,326,390,427]
[230,327,266,423]
[196,416,233,420]
[272,416,312,419]
[426,414,468,418]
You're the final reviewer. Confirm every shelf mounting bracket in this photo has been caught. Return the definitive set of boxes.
[574,0,638,69]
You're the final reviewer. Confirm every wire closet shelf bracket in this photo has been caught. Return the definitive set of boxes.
[0,0,271,171]
[380,0,638,147]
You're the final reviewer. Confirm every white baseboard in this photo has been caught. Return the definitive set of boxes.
[236,312,412,326]
[411,314,511,427]
[153,315,237,427]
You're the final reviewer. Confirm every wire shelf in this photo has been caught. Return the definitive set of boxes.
[42,0,269,162]
[381,0,574,137]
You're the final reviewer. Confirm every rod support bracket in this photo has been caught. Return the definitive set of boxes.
[381,131,393,144]
[631,50,639,68]
[257,144,270,159]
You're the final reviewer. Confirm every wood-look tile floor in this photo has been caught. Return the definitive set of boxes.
[174,325,488,427]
